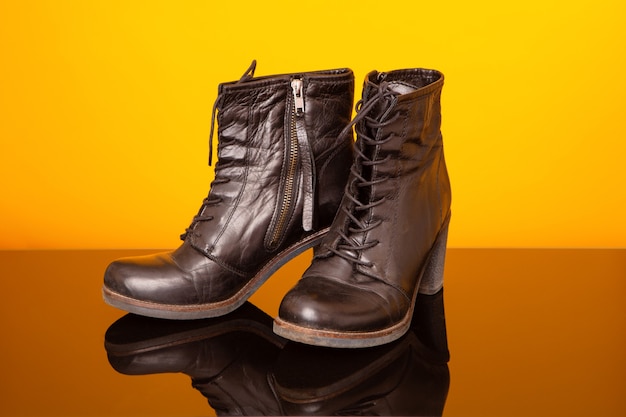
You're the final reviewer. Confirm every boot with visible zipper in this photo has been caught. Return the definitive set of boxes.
[274,68,451,348]
[103,62,355,319]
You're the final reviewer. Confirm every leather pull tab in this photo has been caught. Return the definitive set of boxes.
[238,60,257,83]
[294,116,315,231]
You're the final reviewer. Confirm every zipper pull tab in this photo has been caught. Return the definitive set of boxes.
[291,78,305,116]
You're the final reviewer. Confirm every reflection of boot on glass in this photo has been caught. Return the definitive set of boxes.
[275,68,451,348]
[105,302,286,415]
[272,292,450,416]
[103,62,355,319]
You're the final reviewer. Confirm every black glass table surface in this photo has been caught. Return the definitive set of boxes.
[0,248,624,416]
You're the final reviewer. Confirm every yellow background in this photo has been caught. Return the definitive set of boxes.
[1,0,625,249]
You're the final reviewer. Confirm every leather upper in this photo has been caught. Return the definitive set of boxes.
[104,67,354,306]
[278,69,451,333]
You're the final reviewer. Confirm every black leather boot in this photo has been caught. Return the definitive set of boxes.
[103,62,354,319]
[274,68,451,348]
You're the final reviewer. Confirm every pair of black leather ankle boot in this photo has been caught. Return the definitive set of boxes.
[103,61,451,349]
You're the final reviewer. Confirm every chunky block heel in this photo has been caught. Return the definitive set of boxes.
[418,214,450,296]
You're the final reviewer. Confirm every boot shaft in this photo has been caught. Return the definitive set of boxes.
[215,68,355,162]
[355,69,447,196]
[317,68,450,296]
[188,67,355,272]
[361,69,450,294]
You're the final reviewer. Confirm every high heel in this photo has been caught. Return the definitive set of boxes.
[418,213,450,296]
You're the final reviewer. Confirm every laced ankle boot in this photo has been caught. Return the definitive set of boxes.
[274,68,451,348]
[103,62,355,319]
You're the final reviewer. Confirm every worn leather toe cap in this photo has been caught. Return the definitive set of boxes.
[104,252,199,305]
[278,275,409,333]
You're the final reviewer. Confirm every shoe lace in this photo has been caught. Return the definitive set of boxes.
[181,61,257,240]
[324,81,401,273]
[179,133,234,240]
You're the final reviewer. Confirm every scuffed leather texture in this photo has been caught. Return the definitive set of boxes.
[104,68,354,307]
[278,68,451,336]
[104,241,250,304]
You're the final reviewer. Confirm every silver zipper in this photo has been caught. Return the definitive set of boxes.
[291,78,315,232]
[267,77,316,249]
[267,80,302,249]
[292,78,305,115]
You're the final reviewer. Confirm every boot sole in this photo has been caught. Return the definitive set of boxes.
[273,314,412,348]
[102,227,329,320]
[273,216,450,348]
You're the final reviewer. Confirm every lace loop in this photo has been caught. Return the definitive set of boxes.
[238,59,257,82]
[185,79,252,240]
[323,82,401,275]
[181,145,237,240]
[337,81,398,141]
